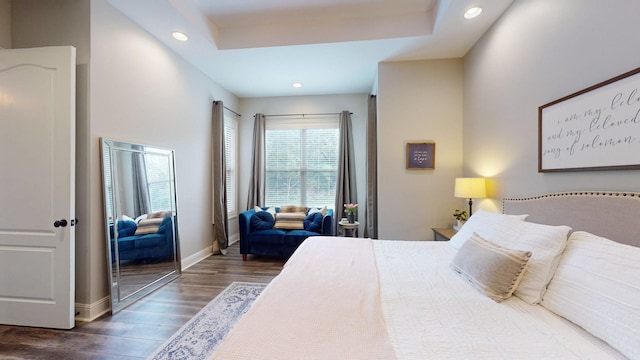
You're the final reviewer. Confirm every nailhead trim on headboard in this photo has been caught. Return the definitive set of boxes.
[503,191,640,212]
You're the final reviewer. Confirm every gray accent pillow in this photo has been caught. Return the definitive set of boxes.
[451,233,532,302]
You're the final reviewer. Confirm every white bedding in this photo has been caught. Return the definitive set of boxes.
[375,239,626,359]
[209,237,626,359]
[209,237,396,360]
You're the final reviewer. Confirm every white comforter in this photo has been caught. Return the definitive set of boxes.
[375,239,625,359]
[210,237,625,359]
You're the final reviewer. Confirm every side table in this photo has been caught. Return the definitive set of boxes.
[338,221,359,237]
[432,227,457,241]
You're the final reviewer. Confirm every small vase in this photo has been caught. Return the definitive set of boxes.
[347,213,355,224]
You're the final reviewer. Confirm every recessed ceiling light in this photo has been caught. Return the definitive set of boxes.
[172,31,188,42]
[464,6,483,19]
[292,82,303,88]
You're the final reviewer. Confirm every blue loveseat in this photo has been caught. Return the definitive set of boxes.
[110,214,175,262]
[239,207,334,261]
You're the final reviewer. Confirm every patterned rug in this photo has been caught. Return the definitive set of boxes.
[147,282,266,360]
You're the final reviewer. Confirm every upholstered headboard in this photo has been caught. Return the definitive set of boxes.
[503,191,640,247]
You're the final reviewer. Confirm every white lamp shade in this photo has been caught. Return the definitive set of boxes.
[454,178,486,199]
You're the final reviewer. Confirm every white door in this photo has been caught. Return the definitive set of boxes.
[0,46,76,329]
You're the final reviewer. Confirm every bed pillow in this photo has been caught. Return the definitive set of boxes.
[449,209,528,250]
[541,231,640,360]
[508,221,571,304]
[303,212,324,232]
[451,209,571,304]
[250,211,275,231]
[451,233,532,302]
[273,212,306,230]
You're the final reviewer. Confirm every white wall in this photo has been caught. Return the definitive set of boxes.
[377,59,464,240]
[464,0,640,211]
[238,94,369,233]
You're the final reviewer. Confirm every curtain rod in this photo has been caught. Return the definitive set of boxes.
[224,106,241,117]
[254,112,352,118]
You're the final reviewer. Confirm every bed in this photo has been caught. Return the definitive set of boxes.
[210,192,640,359]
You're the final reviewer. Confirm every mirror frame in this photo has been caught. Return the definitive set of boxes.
[100,138,181,314]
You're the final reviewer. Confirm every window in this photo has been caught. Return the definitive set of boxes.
[265,117,339,208]
[102,145,114,221]
[224,115,238,216]
[144,149,173,213]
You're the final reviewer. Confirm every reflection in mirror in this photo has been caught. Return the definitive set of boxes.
[100,138,181,314]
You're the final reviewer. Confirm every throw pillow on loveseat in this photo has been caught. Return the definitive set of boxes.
[110,212,175,262]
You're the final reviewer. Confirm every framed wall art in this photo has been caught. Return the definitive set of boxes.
[539,66,640,172]
[406,142,435,169]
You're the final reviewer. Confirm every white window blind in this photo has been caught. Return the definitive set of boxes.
[103,145,114,221]
[265,117,338,208]
[144,150,173,213]
[224,116,237,216]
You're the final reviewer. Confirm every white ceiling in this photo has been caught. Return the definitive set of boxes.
[107,0,513,98]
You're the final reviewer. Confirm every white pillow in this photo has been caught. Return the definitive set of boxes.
[308,206,327,216]
[541,231,640,360]
[450,209,571,304]
[254,206,276,217]
[134,213,148,223]
[508,220,571,304]
[449,209,528,250]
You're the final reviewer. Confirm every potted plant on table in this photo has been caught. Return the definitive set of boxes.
[453,209,468,230]
[344,203,358,223]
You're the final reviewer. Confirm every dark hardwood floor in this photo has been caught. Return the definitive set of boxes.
[0,242,285,360]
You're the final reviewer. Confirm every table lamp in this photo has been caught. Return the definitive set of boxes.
[454,177,486,216]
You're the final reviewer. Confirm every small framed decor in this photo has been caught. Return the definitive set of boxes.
[539,66,640,172]
[406,142,435,169]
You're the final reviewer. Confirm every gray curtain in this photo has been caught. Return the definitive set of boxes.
[246,113,266,209]
[364,95,378,239]
[212,101,229,252]
[132,149,151,216]
[334,110,357,235]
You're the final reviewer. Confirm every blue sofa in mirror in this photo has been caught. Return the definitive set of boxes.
[239,206,334,261]
[101,137,181,314]
[110,211,175,262]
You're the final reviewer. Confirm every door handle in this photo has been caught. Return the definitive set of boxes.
[54,219,68,228]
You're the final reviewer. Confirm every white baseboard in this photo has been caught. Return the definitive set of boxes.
[181,246,213,271]
[76,242,233,322]
[75,296,111,322]
[229,234,239,245]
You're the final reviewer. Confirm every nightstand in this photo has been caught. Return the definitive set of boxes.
[432,228,457,241]
[338,221,359,237]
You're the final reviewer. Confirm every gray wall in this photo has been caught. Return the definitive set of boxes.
[238,94,369,233]
[463,0,640,211]
[10,0,238,318]
[377,59,464,239]
[0,0,10,48]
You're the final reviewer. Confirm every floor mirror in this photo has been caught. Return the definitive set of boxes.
[100,138,181,314]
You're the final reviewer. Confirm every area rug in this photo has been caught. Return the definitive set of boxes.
[147,281,266,360]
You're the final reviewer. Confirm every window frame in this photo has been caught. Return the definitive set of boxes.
[264,116,339,208]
